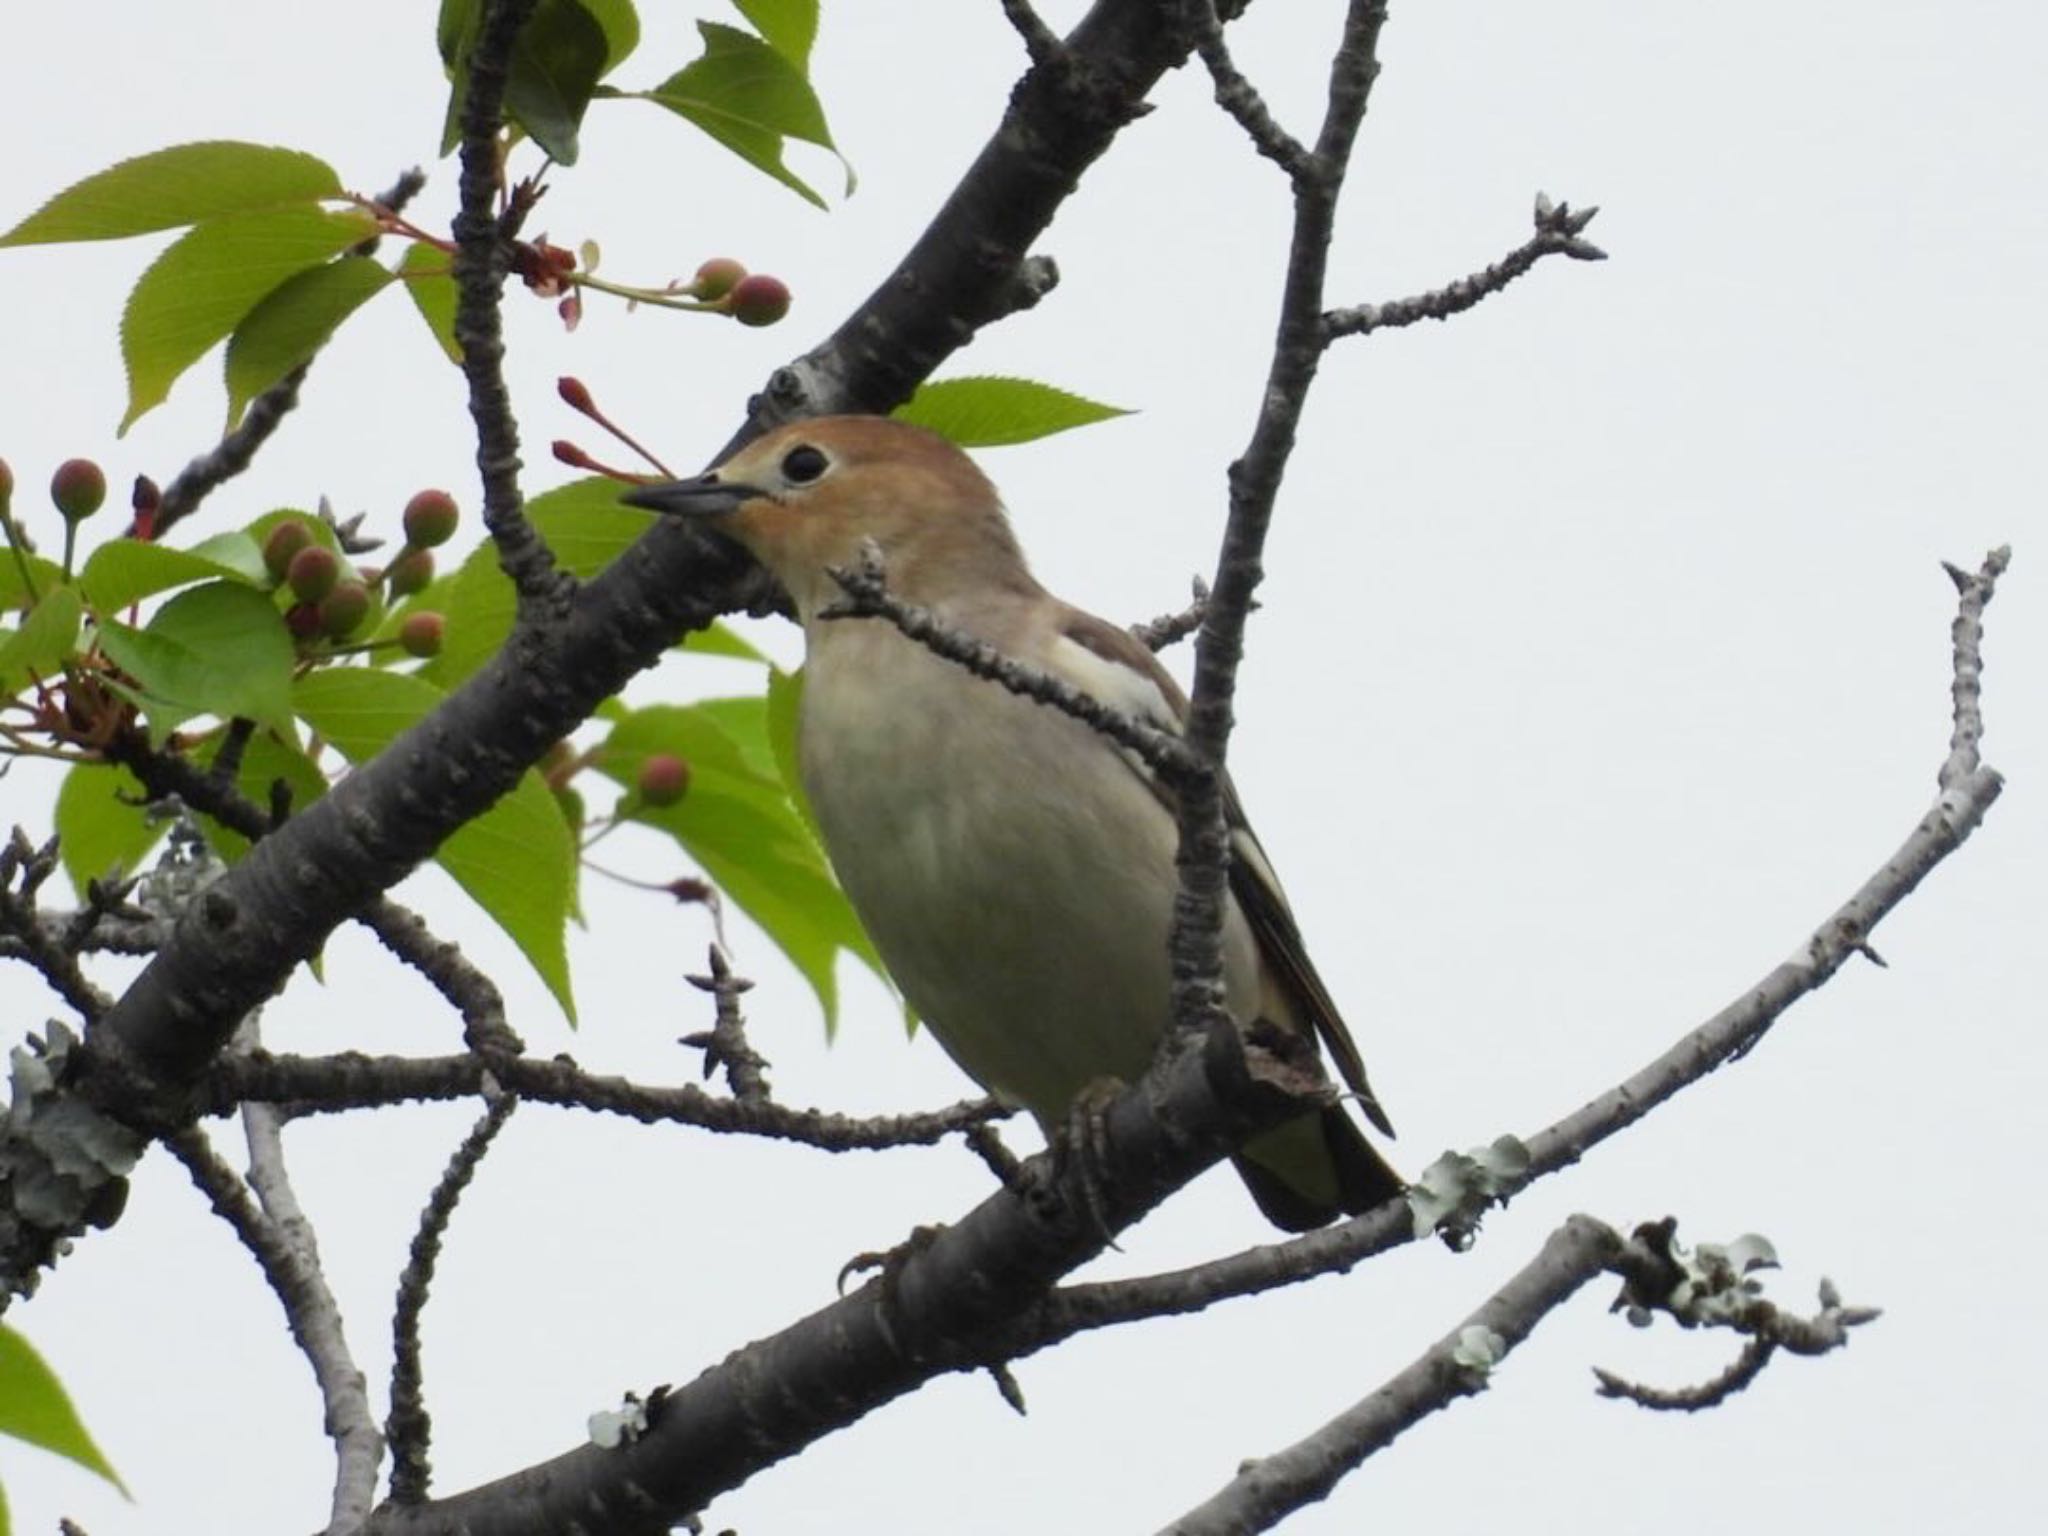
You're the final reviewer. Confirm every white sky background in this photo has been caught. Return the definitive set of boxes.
[1,2,2041,1532]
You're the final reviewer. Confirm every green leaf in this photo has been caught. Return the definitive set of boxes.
[224,256,394,429]
[418,479,762,688]
[293,668,577,1020]
[78,531,266,613]
[0,552,64,616]
[732,0,817,66]
[0,142,341,247]
[892,375,1134,447]
[763,664,823,842]
[598,699,887,1030]
[441,0,611,165]
[397,238,462,364]
[0,586,82,697]
[97,581,295,740]
[638,22,849,207]
[119,207,378,433]
[0,1324,127,1495]
[54,761,164,898]
[583,0,641,72]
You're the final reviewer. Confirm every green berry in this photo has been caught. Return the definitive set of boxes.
[692,258,746,302]
[402,489,459,549]
[387,548,436,598]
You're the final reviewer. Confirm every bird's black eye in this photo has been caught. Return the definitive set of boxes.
[781,445,829,485]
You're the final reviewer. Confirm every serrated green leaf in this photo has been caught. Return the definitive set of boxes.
[732,0,817,66]
[396,240,462,364]
[893,375,1134,447]
[0,585,82,697]
[763,664,823,841]
[598,698,886,1030]
[0,1324,127,1496]
[119,207,378,434]
[679,622,768,663]
[78,531,266,613]
[0,142,341,247]
[97,581,294,740]
[224,256,394,429]
[292,668,577,1020]
[440,0,611,165]
[638,22,849,207]
[418,480,760,688]
[54,761,164,899]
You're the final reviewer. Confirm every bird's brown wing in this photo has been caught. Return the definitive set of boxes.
[1050,605,1394,1136]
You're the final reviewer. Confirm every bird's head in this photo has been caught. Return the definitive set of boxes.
[622,416,1037,620]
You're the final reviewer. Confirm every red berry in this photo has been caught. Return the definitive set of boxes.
[50,458,107,521]
[727,274,790,327]
[263,520,315,582]
[286,545,340,603]
[386,548,436,598]
[402,489,459,549]
[557,376,596,414]
[637,753,691,807]
[398,610,445,658]
[0,458,14,506]
[692,257,746,302]
[319,580,371,639]
[284,602,324,641]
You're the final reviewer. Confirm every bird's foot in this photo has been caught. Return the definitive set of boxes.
[837,1222,947,1296]
[1048,1077,1127,1252]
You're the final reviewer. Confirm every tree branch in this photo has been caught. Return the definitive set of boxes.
[387,1093,518,1505]
[1322,192,1606,341]
[1159,1215,1621,1536]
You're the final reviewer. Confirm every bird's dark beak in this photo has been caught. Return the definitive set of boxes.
[620,474,762,519]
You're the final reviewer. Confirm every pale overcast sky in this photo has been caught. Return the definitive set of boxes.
[1,4,2041,1534]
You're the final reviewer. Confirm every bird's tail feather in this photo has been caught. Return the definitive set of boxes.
[1233,1108,1404,1233]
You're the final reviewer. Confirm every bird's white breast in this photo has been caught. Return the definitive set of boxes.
[798,616,1259,1124]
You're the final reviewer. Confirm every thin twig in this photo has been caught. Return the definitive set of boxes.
[1939,545,2008,787]
[681,944,772,1102]
[821,540,1204,786]
[1159,1216,1622,1536]
[1130,576,1209,651]
[998,0,1064,65]
[0,832,113,1018]
[205,1049,1008,1151]
[1186,0,1313,178]
[356,898,525,1059]
[167,1122,382,1532]
[387,1093,518,1504]
[1323,193,1607,341]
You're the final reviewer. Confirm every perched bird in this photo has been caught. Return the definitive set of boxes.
[625,417,1398,1230]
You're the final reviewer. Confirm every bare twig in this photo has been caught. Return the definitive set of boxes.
[387,1092,518,1504]
[1940,545,2008,786]
[0,831,113,1019]
[1170,0,1390,1037]
[168,1120,382,1532]
[1130,576,1209,651]
[205,1049,1008,1151]
[1323,193,1607,341]
[356,898,525,1059]
[1160,1215,1622,1536]
[1186,0,1313,178]
[451,0,563,610]
[998,0,1064,64]
[681,944,771,1102]
[821,540,1205,786]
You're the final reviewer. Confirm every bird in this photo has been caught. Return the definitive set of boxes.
[624,416,1399,1230]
